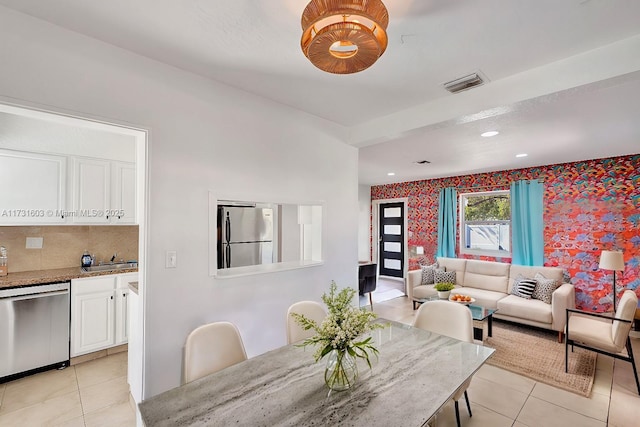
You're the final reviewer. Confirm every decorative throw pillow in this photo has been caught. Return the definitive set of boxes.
[510,274,537,299]
[532,272,560,304]
[434,269,456,285]
[420,263,438,286]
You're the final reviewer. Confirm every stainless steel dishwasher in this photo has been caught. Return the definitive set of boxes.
[0,282,70,381]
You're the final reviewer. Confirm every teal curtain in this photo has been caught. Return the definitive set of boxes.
[436,187,457,258]
[510,180,544,266]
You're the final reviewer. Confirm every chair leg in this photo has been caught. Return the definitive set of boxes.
[464,390,472,417]
[565,337,569,373]
[454,400,461,427]
[368,292,373,310]
[558,331,564,343]
[626,337,640,395]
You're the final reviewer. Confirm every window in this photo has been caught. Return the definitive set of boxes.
[460,190,510,257]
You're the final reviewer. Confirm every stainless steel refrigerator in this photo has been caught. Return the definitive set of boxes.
[217,205,274,269]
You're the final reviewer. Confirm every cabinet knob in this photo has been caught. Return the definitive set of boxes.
[110,295,114,300]
[123,293,126,297]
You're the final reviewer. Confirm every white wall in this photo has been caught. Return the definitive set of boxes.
[358,184,372,261]
[0,7,358,398]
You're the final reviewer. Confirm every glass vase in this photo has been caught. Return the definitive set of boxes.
[324,349,358,391]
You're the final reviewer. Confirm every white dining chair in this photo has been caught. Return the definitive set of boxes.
[412,300,474,427]
[183,321,247,384]
[286,301,326,344]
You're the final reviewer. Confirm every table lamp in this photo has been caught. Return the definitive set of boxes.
[599,250,625,311]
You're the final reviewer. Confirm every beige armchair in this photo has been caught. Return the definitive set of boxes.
[565,290,639,394]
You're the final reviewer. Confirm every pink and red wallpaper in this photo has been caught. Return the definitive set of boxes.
[371,154,640,312]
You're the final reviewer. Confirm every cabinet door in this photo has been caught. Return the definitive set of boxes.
[115,287,129,345]
[72,157,110,224]
[112,162,136,223]
[0,149,66,224]
[72,290,115,356]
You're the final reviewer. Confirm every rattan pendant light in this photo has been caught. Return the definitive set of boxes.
[301,0,389,74]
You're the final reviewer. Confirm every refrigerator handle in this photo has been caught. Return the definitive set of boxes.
[225,212,231,243]
[225,243,231,268]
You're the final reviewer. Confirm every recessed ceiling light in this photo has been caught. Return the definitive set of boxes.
[481,131,499,137]
[516,153,528,158]
[387,172,395,176]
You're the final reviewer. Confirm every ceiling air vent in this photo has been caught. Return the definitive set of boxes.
[414,160,431,165]
[443,72,486,94]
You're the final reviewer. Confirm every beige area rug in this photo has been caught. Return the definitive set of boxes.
[484,320,596,397]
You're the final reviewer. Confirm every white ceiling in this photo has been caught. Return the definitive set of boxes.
[1,0,639,185]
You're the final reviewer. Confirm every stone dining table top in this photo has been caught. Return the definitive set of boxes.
[139,319,495,427]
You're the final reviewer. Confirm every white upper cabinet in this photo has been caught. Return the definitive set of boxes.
[0,149,67,224]
[112,161,136,223]
[71,157,136,225]
[72,157,111,224]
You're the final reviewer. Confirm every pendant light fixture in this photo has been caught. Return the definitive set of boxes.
[301,0,389,74]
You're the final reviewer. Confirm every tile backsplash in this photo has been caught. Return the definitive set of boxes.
[0,226,138,273]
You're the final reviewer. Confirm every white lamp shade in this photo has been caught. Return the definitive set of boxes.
[599,250,625,271]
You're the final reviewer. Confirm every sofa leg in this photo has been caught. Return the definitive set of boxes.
[558,331,564,343]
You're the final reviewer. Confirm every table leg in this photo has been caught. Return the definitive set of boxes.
[488,315,493,337]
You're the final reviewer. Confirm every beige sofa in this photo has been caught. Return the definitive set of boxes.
[407,257,576,341]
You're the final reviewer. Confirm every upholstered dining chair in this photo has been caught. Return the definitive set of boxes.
[412,300,475,427]
[286,301,326,344]
[183,321,248,384]
[565,289,640,394]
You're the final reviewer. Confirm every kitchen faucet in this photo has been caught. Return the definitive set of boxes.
[110,252,117,263]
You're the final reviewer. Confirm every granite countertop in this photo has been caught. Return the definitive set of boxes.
[0,266,139,289]
[128,281,139,294]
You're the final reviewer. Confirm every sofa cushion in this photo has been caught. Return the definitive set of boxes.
[509,265,564,293]
[463,259,510,293]
[434,269,456,285]
[436,257,467,285]
[454,287,505,310]
[532,272,560,304]
[510,274,537,299]
[420,263,438,285]
[497,295,553,324]
[413,284,438,299]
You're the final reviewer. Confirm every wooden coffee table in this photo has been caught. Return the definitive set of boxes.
[413,296,498,340]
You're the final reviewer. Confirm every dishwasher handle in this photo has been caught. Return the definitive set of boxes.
[0,290,70,303]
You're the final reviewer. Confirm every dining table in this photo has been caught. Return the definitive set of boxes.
[139,319,495,426]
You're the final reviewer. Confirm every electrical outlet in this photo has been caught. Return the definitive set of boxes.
[26,237,43,249]
[166,250,177,268]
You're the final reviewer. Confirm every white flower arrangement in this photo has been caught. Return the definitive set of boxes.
[291,281,385,368]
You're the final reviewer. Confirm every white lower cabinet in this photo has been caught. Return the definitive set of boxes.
[71,272,137,357]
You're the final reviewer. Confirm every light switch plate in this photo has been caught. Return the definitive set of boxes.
[26,237,43,249]
[166,250,177,268]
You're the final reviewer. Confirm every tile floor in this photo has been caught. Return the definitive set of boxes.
[1,295,638,426]
[0,351,135,426]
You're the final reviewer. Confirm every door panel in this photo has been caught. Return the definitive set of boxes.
[379,202,404,278]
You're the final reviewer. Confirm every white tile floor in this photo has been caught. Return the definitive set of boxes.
[0,351,134,426]
[1,295,638,426]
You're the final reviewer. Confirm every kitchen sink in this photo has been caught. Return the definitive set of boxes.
[81,262,138,273]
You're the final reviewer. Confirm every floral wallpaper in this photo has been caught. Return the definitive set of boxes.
[371,154,640,312]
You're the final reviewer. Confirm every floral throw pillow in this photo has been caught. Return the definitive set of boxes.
[434,269,456,285]
[420,263,438,285]
[510,274,537,299]
[532,272,560,304]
